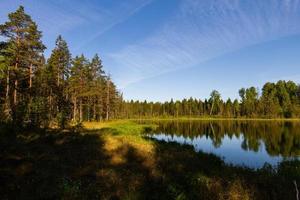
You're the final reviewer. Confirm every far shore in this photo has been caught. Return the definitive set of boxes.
[127,117,300,121]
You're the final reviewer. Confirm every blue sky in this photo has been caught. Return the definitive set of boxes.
[1,0,300,101]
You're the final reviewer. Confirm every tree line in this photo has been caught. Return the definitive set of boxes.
[119,80,300,119]
[0,6,122,128]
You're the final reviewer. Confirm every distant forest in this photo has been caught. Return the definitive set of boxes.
[1,7,300,128]
[121,81,300,119]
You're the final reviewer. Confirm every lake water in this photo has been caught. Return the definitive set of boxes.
[142,120,300,168]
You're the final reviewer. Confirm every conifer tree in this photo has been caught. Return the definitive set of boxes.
[0,6,45,124]
[46,35,71,127]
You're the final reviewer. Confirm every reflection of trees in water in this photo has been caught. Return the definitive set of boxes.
[153,121,300,157]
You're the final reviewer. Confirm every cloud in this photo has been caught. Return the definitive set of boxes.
[0,0,154,55]
[109,0,300,88]
[72,0,155,50]
[0,0,87,36]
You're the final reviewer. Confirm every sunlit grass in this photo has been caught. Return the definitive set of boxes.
[83,120,156,140]
[83,120,157,163]
[84,120,155,135]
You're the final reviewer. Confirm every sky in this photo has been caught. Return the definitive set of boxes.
[1,0,300,101]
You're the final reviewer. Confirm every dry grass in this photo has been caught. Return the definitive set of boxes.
[83,120,156,170]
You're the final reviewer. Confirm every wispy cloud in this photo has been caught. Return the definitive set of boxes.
[0,0,154,55]
[71,0,155,51]
[42,0,155,52]
[109,0,300,88]
[0,0,86,36]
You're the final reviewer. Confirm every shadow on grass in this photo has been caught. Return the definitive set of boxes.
[151,140,300,200]
[0,125,299,199]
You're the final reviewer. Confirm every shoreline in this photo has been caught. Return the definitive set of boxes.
[127,117,300,121]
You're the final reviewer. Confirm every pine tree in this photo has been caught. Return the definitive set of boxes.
[69,55,88,122]
[46,35,71,127]
[0,6,45,124]
[88,54,105,121]
[0,41,10,120]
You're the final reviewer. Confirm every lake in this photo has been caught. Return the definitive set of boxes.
[142,120,300,168]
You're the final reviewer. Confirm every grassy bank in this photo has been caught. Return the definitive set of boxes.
[83,121,156,165]
[1,120,300,199]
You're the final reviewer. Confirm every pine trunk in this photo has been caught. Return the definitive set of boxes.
[29,63,33,88]
[57,70,60,86]
[4,69,11,119]
[73,97,77,121]
[79,98,83,122]
[49,88,53,119]
[106,81,110,120]
[6,69,9,100]
[93,98,96,121]
[28,63,33,118]
[13,62,18,105]
[87,97,90,121]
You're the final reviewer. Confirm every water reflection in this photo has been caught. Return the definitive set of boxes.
[144,120,300,168]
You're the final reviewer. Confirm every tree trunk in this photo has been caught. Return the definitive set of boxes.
[28,63,33,119]
[210,100,214,116]
[4,68,11,119]
[99,103,102,122]
[29,63,33,88]
[57,69,60,86]
[13,62,18,106]
[79,98,83,122]
[87,97,90,121]
[106,81,110,120]
[6,69,9,101]
[49,88,53,120]
[73,96,77,121]
[93,98,96,121]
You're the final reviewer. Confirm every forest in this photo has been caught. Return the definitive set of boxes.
[121,81,300,119]
[0,6,122,128]
[1,6,300,129]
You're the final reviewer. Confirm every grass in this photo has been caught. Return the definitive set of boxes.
[83,120,156,167]
[83,120,156,150]
[1,120,300,199]
[83,120,155,138]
